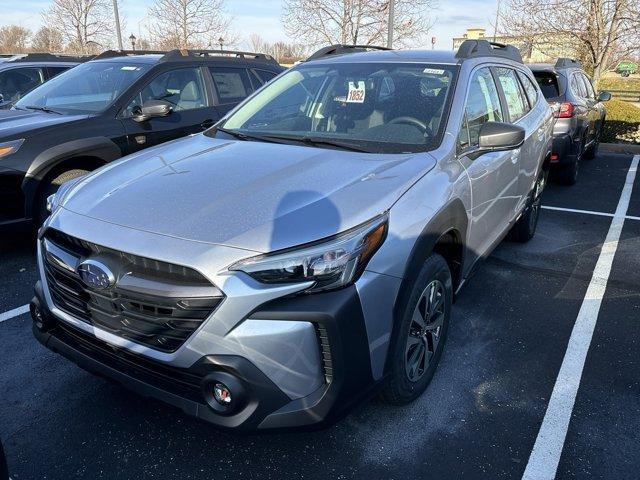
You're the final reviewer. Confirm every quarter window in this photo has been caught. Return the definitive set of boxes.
[124,67,206,116]
[210,67,254,104]
[581,74,596,99]
[496,67,529,121]
[460,67,503,149]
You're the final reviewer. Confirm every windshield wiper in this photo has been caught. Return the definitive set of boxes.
[214,127,285,144]
[23,105,62,115]
[259,134,371,153]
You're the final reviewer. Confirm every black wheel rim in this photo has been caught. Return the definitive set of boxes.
[405,280,445,382]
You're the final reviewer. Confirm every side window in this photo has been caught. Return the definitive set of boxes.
[462,67,503,149]
[496,67,529,121]
[0,67,44,103]
[517,70,538,107]
[571,73,587,98]
[123,67,207,116]
[581,74,596,99]
[253,69,278,85]
[47,66,71,79]
[210,67,254,104]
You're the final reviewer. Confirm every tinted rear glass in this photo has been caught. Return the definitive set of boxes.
[533,72,559,99]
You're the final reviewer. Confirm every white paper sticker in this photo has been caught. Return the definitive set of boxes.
[121,66,140,71]
[346,81,366,103]
[423,68,445,75]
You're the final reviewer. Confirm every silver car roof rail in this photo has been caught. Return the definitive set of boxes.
[306,44,392,61]
[455,39,523,64]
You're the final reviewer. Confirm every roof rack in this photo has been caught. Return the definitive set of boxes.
[455,39,523,64]
[555,57,581,69]
[1,53,93,63]
[92,48,279,65]
[160,49,278,64]
[93,49,167,60]
[307,44,391,61]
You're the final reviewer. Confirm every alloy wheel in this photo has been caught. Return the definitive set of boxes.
[405,280,445,382]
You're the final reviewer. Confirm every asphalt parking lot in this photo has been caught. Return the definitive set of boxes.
[1,151,638,480]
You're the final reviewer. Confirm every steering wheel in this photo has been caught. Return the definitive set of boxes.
[388,116,432,137]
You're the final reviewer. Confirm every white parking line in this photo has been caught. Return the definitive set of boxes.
[523,155,639,480]
[542,205,640,221]
[0,304,30,323]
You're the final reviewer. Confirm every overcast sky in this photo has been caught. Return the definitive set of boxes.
[4,0,500,50]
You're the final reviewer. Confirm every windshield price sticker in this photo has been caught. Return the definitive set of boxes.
[423,68,445,75]
[346,81,366,103]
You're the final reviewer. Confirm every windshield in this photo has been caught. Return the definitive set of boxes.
[15,62,151,113]
[214,62,458,153]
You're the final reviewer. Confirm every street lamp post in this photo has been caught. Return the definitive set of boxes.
[218,37,224,51]
[112,0,123,50]
[129,34,137,51]
[386,0,395,49]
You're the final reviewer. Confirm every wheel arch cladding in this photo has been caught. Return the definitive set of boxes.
[22,137,120,216]
[385,198,468,374]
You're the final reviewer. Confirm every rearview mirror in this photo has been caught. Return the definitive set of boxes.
[597,91,612,102]
[133,99,172,122]
[469,122,525,159]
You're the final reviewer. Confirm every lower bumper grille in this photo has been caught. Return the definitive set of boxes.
[42,229,224,353]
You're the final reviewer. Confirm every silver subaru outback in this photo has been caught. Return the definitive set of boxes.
[32,40,553,431]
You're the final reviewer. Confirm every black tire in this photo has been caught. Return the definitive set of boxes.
[555,159,579,185]
[381,254,452,406]
[510,172,545,243]
[35,168,89,225]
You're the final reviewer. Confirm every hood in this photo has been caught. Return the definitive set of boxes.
[0,109,88,138]
[62,134,436,252]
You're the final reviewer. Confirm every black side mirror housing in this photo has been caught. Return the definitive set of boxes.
[133,99,172,122]
[470,121,525,159]
[597,91,612,102]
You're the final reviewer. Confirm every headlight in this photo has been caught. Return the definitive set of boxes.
[0,139,24,159]
[229,213,388,293]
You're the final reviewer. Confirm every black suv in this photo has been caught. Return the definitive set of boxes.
[529,58,610,185]
[0,49,283,227]
[0,53,87,108]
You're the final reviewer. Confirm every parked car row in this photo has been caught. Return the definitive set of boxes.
[0,40,609,432]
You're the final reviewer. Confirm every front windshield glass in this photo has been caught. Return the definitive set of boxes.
[216,62,458,153]
[15,61,151,113]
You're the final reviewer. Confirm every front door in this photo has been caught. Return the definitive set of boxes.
[120,67,216,153]
[458,67,520,258]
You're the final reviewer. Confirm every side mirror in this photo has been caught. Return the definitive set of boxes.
[597,91,612,102]
[133,99,172,122]
[469,122,525,159]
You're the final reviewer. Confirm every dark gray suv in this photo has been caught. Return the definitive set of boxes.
[530,58,611,185]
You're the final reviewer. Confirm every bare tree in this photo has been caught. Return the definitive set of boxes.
[282,0,436,48]
[0,26,31,54]
[31,27,65,53]
[148,0,233,49]
[247,34,308,61]
[42,0,114,53]
[500,0,640,85]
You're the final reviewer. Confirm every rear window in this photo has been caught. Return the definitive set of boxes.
[533,72,559,99]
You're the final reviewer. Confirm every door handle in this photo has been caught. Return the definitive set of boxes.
[537,128,545,141]
[200,119,214,129]
[510,149,520,164]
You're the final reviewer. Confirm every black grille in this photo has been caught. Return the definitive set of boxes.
[54,322,204,402]
[43,229,224,353]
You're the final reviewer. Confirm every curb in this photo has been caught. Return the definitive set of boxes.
[600,143,640,154]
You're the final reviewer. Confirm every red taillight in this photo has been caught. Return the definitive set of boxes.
[554,102,574,118]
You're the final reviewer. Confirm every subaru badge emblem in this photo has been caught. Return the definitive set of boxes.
[77,259,115,290]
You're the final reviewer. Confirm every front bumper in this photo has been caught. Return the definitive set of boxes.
[32,279,380,431]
